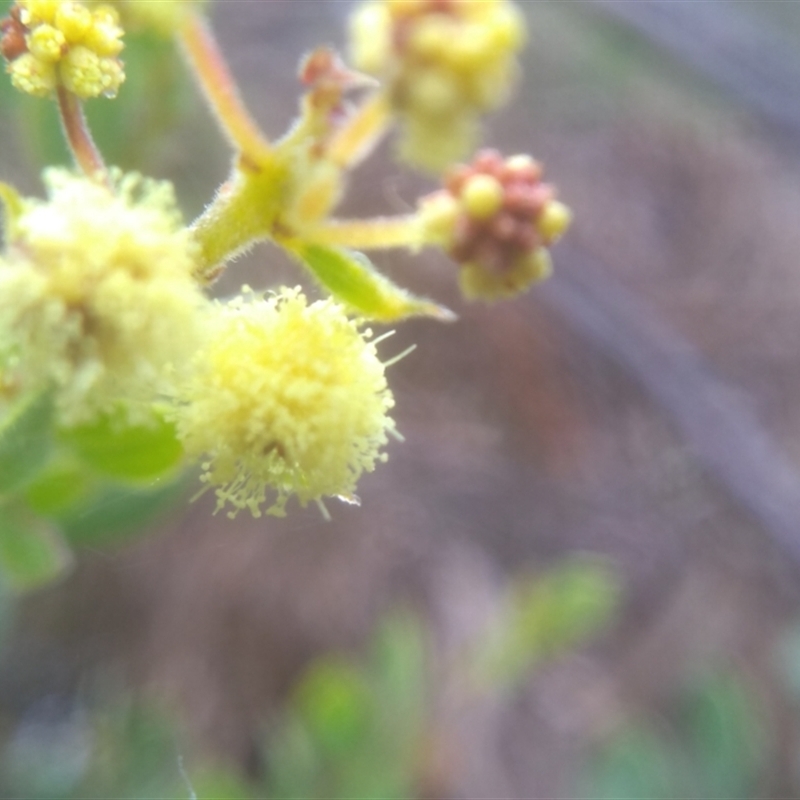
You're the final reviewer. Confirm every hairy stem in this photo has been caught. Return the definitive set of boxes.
[190,160,290,283]
[178,11,272,165]
[327,92,392,168]
[306,215,422,251]
[56,87,107,181]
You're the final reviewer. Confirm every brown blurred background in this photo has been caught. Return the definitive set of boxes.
[4,1,800,797]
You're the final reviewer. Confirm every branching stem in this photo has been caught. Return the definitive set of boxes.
[306,215,422,251]
[328,92,392,169]
[189,160,290,283]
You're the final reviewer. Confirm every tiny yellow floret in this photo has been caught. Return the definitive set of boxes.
[55,1,93,43]
[0,170,208,426]
[60,43,121,97]
[8,52,57,96]
[27,24,66,62]
[20,0,60,25]
[174,288,396,518]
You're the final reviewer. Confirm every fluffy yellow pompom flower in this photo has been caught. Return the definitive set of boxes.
[348,0,526,172]
[173,288,396,518]
[0,169,208,425]
[3,0,124,98]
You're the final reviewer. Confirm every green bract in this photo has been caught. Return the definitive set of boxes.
[0,503,72,592]
[0,391,54,497]
[60,409,184,482]
[295,243,453,322]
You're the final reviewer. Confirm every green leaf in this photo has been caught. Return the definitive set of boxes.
[24,456,96,516]
[58,477,187,549]
[477,556,620,686]
[579,727,683,800]
[333,749,413,800]
[516,556,620,655]
[185,769,255,800]
[778,623,800,699]
[0,569,13,652]
[292,243,455,322]
[265,715,320,800]
[294,657,373,756]
[0,391,54,497]
[0,181,25,244]
[0,504,73,592]
[678,673,762,798]
[83,701,186,799]
[60,409,183,483]
[371,609,427,734]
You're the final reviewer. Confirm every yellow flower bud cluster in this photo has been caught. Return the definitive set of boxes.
[348,0,526,172]
[172,288,396,518]
[0,170,207,426]
[2,0,124,98]
[418,149,571,300]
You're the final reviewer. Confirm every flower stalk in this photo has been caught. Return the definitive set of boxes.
[327,91,392,168]
[56,86,108,181]
[189,158,291,283]
[306,215,422,251]
[178,10,273,166]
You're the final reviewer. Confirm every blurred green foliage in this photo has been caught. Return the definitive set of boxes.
[475,556,619,687]
[580,670,766,799]
[0,389,190,594]
[0,559,618,798]
[267,611,427,799]
[0,391,54,497]
[0,503,72,592]
[60,409,184,484]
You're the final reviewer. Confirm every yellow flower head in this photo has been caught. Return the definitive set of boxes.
[2,0,124,98]
[0,169,207,425]
[173,287,396,518]
[418,149,571,300]
[348,0,526,172]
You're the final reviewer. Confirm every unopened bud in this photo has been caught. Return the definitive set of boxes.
[461,174,504,220]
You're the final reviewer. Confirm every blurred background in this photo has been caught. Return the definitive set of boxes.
[3,1,800,797]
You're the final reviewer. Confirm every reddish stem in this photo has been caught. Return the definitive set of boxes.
[56,86,107,181]
[178,11,272,164]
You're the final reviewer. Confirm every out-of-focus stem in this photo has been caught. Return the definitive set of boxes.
[327,92,392,169]
[178,11,272,165]
[307,214,422,251]
[56,87,107,181]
